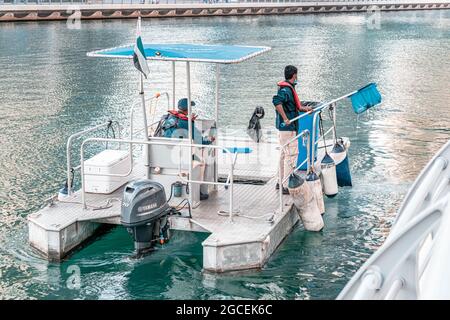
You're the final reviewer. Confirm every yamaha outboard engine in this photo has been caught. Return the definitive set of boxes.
[121,179,171,254]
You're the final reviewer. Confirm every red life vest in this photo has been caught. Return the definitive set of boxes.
[168,110,197,121]
[277,81,303,111]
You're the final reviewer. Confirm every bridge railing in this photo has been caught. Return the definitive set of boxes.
[1,0,446,5]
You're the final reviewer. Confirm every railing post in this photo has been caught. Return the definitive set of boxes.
[214,64,220,189]
[172,61,176,110]
[186,61,194,209]
[80,142,87,210]
[229,159,234,222]
[353,270,383,300]
[67,139,73,196]
[311,111,320,167]
[332,102,337,142]
[384,279,404,300]
[279,157,283,214]
[130,108,134,171]
[305,130,310,173]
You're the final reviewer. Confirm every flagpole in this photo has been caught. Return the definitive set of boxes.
[135,16,150,179]
[186,61,193,208]
[140,72,150,179]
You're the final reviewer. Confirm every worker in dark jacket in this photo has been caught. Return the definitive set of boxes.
[157,98,213,145]
[156,98,214,200]
[272,65,312,194]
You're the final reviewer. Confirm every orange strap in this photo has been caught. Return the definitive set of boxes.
[168,110,197,121]
[277,81,303,111]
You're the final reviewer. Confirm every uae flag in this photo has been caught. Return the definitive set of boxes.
[133,17,150,79]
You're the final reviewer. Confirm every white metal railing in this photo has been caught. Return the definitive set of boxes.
[146,91,170,122]
[65,92,167,197]
[287,93,353,167]
[276,96,349,215]
[79,136,239,221]
[311,102,337,163]
[66,120,124,196]
[337,140,450,300]
[131,92,169,139]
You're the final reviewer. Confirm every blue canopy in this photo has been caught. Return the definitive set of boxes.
[87,43,271,64]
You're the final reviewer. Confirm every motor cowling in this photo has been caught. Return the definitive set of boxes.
[121,179,171,254]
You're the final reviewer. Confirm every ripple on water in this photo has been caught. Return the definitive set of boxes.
[1,11,449,299]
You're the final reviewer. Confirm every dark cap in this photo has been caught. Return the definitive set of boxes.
[178,98,196,111]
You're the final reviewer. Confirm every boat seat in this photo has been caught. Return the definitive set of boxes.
[146,136,198,171]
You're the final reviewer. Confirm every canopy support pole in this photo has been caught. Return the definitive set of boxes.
[172,61,176,110]
[140,74,150,179]
[214,64,220,188]
[215,64,220,125]
[186,61,193,207]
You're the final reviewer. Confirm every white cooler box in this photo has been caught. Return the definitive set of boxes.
[84,149,132,194]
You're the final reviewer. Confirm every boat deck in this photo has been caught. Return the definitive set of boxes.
[217,135,279,182]
[171,179,297,272]
[27,136,301,272]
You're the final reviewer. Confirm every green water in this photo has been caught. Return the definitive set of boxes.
[0,11,449,300]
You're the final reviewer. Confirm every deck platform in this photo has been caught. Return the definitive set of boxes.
[170,180,297,272]
[27,136,300,272]
[217,135,279,182]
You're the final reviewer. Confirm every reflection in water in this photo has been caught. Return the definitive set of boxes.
[0,11,449,299]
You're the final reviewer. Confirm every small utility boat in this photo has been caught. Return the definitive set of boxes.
[27,23,381,272]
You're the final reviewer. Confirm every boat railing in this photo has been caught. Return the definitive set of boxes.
[337,140,450,300]
[145,91,171,127]
[66,120,124,196]
[132,92,170,139]
[79,137,239,221]
[64,91,167,197]
[337,196,449,300]
[276,100,342,214]
[288,96,350,166]
[311,103,337,163]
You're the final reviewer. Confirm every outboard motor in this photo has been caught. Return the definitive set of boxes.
[247,106,265,143]
[121,179,172,254]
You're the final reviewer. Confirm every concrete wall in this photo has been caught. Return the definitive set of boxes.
[1,1,449,22]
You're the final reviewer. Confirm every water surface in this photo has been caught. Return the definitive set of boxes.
[0,10,449,299]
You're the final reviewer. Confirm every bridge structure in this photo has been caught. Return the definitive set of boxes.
[0,1,449,22]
